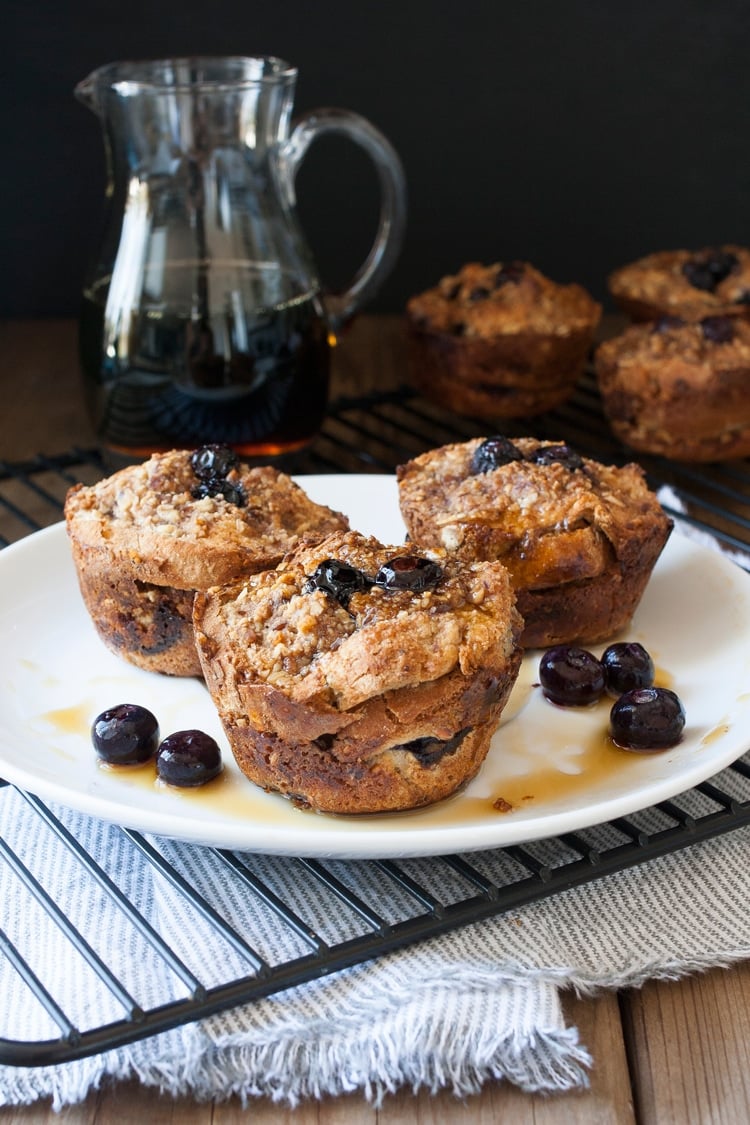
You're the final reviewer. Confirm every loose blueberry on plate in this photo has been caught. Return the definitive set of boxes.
[539,646,605,706]
[601,642,655,696]
[609,687,686,751]
[92,703,160,765]
[156,730,223,787]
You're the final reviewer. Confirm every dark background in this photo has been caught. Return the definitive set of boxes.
[6,0,750,318]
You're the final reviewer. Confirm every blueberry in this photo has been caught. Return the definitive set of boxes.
[470,436,524,474]
[156,730,223,787]
[705,249,739,282]
[601,642,655,696]
[681,261,716,292]
[682,249,738,292]
[190,443,239,480]
[304,559,371,607]
[401,727,471,765]
[191,478,246,506]
[700,315,735,344]
[92,704,160,765]
[530,443,585,471]
[609,687,686,751]
[494,261,525,287]
[374,555,443,593]
[539,646,605,706]
[468,286,490,302]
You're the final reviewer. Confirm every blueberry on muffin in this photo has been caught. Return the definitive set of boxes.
[607,245,750,321]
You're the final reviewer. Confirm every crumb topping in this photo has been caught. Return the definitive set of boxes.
[65,452,348,552]
[406,261,600,337]
[608,245,750,314]
[397,437,650,547]
[198,531,520,708]
[596,316,750,389]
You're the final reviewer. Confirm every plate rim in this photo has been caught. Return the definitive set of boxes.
[1,473,749,859]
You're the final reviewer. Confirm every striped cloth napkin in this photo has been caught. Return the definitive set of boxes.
[0,500,748,1110]
[0,765,749,1110]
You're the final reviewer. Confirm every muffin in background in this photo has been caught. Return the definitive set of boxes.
[595,313,750,462]
[607,245,750,322]
[406,261,601,419]
[193,530,524,814]
[397,436,672,649]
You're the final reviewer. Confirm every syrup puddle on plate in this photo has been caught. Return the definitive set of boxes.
[32,663,680,828]
[40,703,93,736]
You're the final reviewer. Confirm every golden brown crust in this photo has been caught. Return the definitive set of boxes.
[224,718,503,816]
[193,530,524,814]
[396,437,672,648]
[405,261,601,419]
[65,451,349,676]
[608,245,750,321]
[594,316,750,461]
[64,453,348,588]
[68,539,200,676]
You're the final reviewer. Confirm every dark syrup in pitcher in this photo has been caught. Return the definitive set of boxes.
[79,265,331,461]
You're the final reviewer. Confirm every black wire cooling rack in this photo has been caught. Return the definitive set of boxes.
[2,372,750,1067]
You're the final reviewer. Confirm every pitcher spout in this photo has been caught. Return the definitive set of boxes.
[74,72,102,115]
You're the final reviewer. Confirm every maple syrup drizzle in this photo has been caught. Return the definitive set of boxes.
[37,660,684,825]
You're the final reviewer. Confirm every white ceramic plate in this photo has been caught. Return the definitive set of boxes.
[1,474,749,859]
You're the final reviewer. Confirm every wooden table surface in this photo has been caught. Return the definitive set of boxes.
[2,316,750,1124]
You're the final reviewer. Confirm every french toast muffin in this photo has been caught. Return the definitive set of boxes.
[406,260,601,418]
[64,446,349,677]
[396,436,672,649]
[594,313,750,461]
[193,530,524,814]
[607,245,750,321]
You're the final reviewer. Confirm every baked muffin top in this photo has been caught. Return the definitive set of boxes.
[594,315,750,458]
[595,312,750,383]
[396,437,671,589]
[194,530,522,712]
[608,245,750,318]
[64,448,349,589]
[406,261,601,338]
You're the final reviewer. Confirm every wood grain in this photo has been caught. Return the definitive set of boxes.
[622,960,750,1124]
[1,317,749,1123]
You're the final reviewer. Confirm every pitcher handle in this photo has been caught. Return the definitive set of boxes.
[282,108,407,332]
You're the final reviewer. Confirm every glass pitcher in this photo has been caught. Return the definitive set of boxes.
[75,56,406,461]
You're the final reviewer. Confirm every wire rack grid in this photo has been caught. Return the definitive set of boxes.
[1,372,750,1067]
